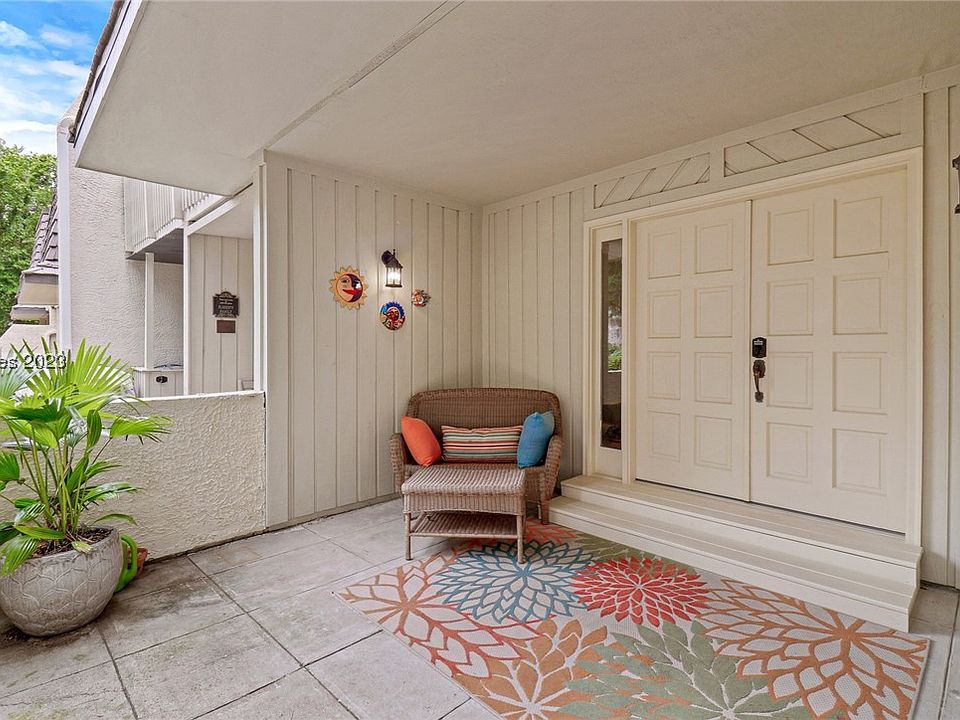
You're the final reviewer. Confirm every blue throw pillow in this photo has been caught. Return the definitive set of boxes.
[517,411,555,468]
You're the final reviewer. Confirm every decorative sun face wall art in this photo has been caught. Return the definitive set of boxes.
[329,266,368,309]
[379,301,406,330]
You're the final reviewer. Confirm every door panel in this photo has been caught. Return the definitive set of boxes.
[750,169,908,531]
[633,202,750,499]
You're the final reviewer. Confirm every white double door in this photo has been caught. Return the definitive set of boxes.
[634,167,911,531]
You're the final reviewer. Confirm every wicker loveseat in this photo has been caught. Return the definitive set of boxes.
[389,388,564,522]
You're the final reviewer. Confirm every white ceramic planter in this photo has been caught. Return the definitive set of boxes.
[0,529,122,637]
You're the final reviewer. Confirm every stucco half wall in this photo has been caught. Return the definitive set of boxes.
[104,391,266,558]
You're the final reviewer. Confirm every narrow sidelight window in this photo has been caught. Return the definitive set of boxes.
[600,239,622,450]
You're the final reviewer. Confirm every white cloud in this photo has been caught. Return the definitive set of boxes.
[0,23,91,153]
[39,25,92,50]
[0,57,88,82]
[0,67,76,153]
[0,81,64,121]
[45,60,88,81]
[0,21,40,49]
[0,57,45,76]
[0,121,57,154]
[0,120,58,135]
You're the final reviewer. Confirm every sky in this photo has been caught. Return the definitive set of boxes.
[0,0,112,155]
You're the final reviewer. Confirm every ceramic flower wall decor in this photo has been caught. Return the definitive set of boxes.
[411,289,431,307]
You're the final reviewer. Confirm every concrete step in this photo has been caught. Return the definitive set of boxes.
[552,476,921,631]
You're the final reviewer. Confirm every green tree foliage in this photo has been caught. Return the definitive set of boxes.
[604,244,622,370]
[0,140,56,334]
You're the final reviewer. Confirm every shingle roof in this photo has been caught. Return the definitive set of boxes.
[26,191,59,273]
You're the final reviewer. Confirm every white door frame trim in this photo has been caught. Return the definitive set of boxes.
[583,222,629,481]
[582,148,923,544]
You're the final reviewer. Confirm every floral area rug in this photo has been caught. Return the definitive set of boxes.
[337,520,928,719]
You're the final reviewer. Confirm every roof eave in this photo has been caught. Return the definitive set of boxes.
[70,0,139,151]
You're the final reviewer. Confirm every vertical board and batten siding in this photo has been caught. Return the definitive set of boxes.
[263,153,482,525]
[483,191,586,480]
[950,85,960,590]
[187,234,254,394]
[480,68,960,588]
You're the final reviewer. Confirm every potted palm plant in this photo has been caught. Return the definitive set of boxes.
[0,341,168,636]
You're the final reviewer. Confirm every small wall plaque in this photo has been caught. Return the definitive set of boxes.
[216,319,236,334]
[213,291,239,318]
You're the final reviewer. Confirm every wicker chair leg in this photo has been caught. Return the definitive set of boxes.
[516,514,525,565]
[540,499,550,524]
[404,512,412,561]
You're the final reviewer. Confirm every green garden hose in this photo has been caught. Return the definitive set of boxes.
[115,534,139,592]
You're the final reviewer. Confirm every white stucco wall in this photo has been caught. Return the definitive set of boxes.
[0,324,55,356]
[154,262,183,367]
[61,137,142,363]
[59,117,183,369]
[100,391,266,558]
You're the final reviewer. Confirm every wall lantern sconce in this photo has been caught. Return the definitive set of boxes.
[381,250,403,288]
[954,154,960,214]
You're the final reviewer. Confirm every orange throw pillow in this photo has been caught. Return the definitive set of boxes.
[401,416,442,466]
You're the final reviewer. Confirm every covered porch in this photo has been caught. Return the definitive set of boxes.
[2,501,958,719]
[72,0,960,628]
[28,0,960,718]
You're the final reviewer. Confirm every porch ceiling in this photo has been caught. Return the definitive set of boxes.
[74,0,441,194]
[76,1,960,204]
[190,187,255,240]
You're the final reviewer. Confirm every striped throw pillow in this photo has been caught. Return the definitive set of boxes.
[441,424,523,463]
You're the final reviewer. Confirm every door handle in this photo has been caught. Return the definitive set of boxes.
[752,359,766,403]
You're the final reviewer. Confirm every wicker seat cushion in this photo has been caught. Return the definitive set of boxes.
[404,462,544,499]
[402,466,525,514]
